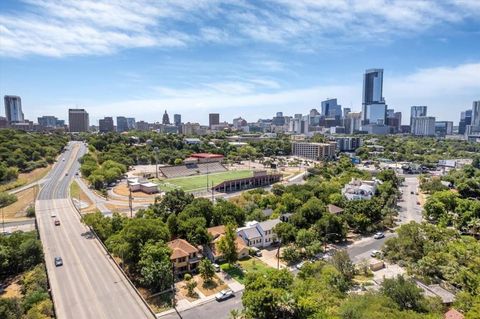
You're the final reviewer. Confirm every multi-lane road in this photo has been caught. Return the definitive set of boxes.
[36,141,153,319]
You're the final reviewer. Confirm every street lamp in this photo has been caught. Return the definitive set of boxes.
[153,147,159,179]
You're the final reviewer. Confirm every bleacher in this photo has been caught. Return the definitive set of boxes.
[160,162,227,178]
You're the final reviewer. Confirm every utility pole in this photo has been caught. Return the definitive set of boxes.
[128,188,133,218]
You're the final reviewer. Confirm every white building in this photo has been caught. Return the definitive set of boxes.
[237,219,281,248]
[411,116,436,136]
[341,178,380,200]
[291,142,336,161]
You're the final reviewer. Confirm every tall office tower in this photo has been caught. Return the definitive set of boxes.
[458,110,472,135]
[321,98,342,118]
[345,112,362,134]
[411,116,436,136]
[68,108,89,132]
[386,109,394,117]
[126,118,136,130]
[162,110,170,125]
[365,104,387,125]
[209,113,219,128]
[435,121,453,137]
[410,106,427,126]
[4,95,24,123]
[99,117,114,133]
[38,116,63,129]
[362,69,384,124]
[272,112,285,126]
[173,114,181,126]
[343,108,351,117]
[116,116,128,132]
[309,108,320,117]
[472,101,480,127]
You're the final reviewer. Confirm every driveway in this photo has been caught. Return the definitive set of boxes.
[256,245,287,270]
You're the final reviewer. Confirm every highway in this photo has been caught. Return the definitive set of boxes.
[36,141,153,319]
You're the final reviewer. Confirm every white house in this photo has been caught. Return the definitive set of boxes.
[341,178,380,201]
[237,219,281,248]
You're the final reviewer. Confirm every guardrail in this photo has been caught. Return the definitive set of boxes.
[69,196,157,318]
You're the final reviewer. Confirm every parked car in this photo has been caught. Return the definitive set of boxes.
[370,250,381,257]
[54,257,63,267]
[65,173,68,176]
[213,263,220,272]
[215,289,234,301]
[250,247,262,257]
[54,219,60,226]
[373,232,385,239]
[410,191,414,194]
[51,212,56,218]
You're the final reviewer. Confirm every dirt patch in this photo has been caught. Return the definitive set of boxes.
[175,281,199,302]
[139,287,173,313]
[195,275,228,296]
[3,186,38,222]
[70,181,97,214]
[1,277,23,299]
[0,165,52,192]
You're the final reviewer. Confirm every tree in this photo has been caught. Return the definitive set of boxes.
[138,242,173,292]
[380,275,426,312]
[0,192,17,208]
[212,199,246,226]
[281,245,301,264]
[184,274,197,297]
[199,259,215,284]
[330,250,355,282]
[218,223,238,265]
[273,222,297,244]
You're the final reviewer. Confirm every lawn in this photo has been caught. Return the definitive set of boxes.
[2,186,38,221]
[157,170,253,192]
[220,257,271,284]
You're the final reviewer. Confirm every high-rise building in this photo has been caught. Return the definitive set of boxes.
[411,116,435,136]
[362,69,384,124]
[126,117,136,130]
[209,113,219,128]
[343,108,351,117]
[472,101,480,127]
[162,110,170,125]
[291,142,336,161]
[459,110,472,135]
[321,99,342,118]
[4,95,24,123]
[435,121,453,137]
[365,103,387,125]
[272,112,285,126]
[99,117,114,133]
[173,114,181,126]
[116,116,128,132]
[345,112,362,134]
[68,109,89,132]
[136,121,150,131]
[410,106,427,127]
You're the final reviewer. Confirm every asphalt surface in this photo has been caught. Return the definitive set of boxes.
[36,141,154,319]
[160,291,244,319]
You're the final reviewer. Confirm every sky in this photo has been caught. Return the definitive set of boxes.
[1,0,479,125]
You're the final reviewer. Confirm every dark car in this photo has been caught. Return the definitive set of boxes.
[54,257,63,267]
[54,219,60,226]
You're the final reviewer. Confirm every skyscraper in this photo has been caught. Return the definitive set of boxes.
[162,110,170,125]
[68,109,89,132]
[116,116,128,132]
[174,114,181,126]
[99,117,114,133]
[4,95,24,123]
[321,98,342,118]
[459,110,472,135]
[411,116,436,136]
[472,101,480,127]
[362,69,385,124]
[126,118,136,130]
[209,113,219,128]
[410,106,427,125]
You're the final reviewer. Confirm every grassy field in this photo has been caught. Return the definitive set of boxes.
[220,257,271,284]
[0,165,51,192]
[157,170,253,192]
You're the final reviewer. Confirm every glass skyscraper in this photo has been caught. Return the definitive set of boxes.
[362,69,385,124]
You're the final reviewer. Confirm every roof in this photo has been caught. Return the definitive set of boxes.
[240,226,262,239]
[167,239,199,260]
[258,218,281,231]
[141,182,158,187]
[190,153,224,159]
[211,234,248,258]
[327,204,344,214]
[444,309,464,319]
[207,225,226,239]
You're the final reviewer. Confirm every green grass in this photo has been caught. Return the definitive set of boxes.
[220,257,271,284]
[70,180,81,198]
[157,170,253,192]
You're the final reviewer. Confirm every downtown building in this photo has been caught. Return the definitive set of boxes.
[411,116,436,136]
[68,108,89,132]
[4,95,24,124]
[99,117,114,133]
[38,116,64,130]
[291,142,336,161]
[336,137,362,152]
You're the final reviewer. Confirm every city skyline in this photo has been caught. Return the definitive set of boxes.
[1,1,480,123]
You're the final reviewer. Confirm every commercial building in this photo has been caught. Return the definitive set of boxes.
[321,98,342,118]
[4,95,24,123]
[38,116,64,129]
[344,112,362,134]
[126,117,136,130]
[116,116,128,132]
[410,106,428,133]
[209,113,220,128]
[472,100,480,127]
[362,69,385,124]
[99,117,114,133]
[336,137,362,152]
[291,142,336,161]
[173,114,181,126]
[68,108,89,132]
[411,116,436,136]
[459,110,472,135]
[136,121,150,131]
[435,121,453,137]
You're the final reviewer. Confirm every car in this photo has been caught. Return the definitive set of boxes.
[54,219,60,226]
[250,247,262,257]
[51,212,56,218]
[370,250,381,257]
[215,289,234,301]
[62,158,65,162]
[410,191,414,194]
[213,263,220,272]
[373,232,385,239]
[54,257,63,267]
[417,201,421,205]
[65,173,68,176]
[75,172,79,176]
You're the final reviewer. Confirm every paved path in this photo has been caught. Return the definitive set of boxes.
[36,141,154,319]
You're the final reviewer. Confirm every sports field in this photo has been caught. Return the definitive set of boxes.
[158,170,253,192]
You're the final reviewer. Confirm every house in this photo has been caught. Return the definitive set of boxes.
[237,219,281,248]
[167,239,201,275]
[444,309,464,319]
[206,225,250,262]
[341,178,380,200]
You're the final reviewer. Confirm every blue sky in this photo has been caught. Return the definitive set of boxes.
[1,0,479,125]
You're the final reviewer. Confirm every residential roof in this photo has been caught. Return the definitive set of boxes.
[240,226,262,239]
[258,218,281,231]
[207,225,226,239]
[327,204,344,214]
[167,239,199,260]
[141,182,157,187]
[444,309,464,319]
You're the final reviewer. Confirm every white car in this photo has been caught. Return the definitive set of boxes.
[373,232,385,239]
[215,289,234,301]
[370,250,381,257]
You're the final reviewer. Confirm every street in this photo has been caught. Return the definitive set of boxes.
[36,141,154,319]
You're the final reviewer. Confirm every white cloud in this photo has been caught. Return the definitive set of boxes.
[0,0,478,57]
[60,62,479,124]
